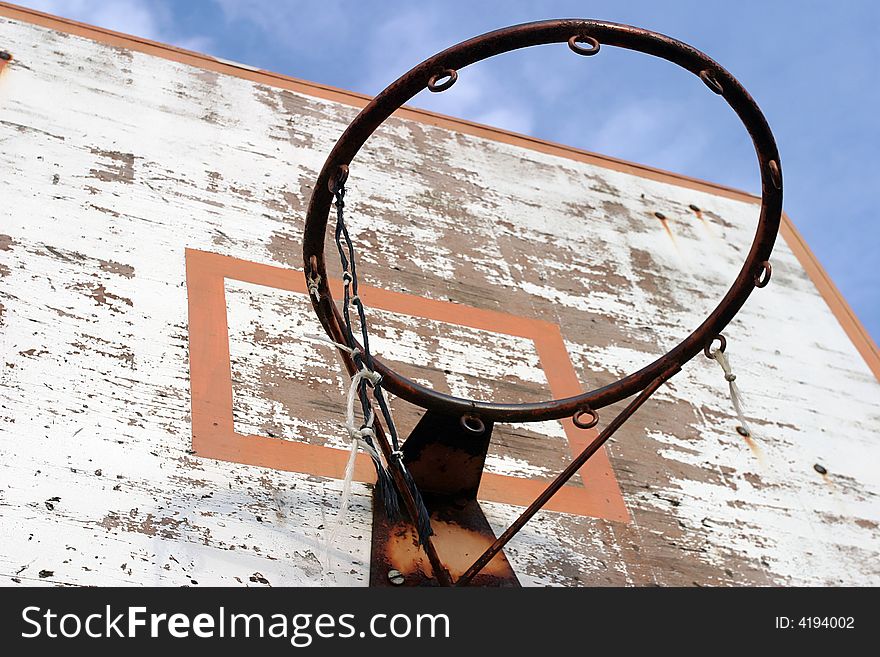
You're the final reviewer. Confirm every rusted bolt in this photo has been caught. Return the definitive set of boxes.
[735,426,750,437]
[654,211,666,220]
[461,414,485,435]
[387,569,405,585]
[688,204,701,213]
[813,463,827,475]
[0,51,11,61]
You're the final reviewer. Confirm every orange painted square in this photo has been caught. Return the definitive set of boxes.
[186,248,628,522]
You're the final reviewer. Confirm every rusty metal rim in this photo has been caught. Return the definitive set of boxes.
[303,19,783,424]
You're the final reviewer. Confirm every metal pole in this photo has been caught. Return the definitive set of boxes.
[455,365,680,586]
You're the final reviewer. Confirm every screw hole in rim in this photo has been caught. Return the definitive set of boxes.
[428,69,458,92]
[567,35,600,56]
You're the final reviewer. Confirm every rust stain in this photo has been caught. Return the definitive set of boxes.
[384,519,512,579]
[742,433,766,465]
[690,203,721,240]
[654,211,681,253]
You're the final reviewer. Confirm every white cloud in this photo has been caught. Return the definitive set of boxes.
[569,98,712,175]
[25,0,163,40]
[356,7,535,135]
[174,35,215,54]
[211,0,349,48]
[471,106,534,135]
[23,0,213,52]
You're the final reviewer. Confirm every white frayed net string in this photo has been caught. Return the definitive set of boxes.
[307,334,388,572]
[708,346,752,438]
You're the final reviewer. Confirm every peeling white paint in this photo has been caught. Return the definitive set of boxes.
[0,15,878,587]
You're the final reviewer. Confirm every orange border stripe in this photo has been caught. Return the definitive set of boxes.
[186,249,629,521]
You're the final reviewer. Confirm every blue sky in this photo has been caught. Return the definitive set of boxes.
[23,1,880,342]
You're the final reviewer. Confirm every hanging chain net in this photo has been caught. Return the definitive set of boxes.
[326,177,433,544]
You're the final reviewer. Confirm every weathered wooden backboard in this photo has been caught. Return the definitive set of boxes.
[1,5,878,586]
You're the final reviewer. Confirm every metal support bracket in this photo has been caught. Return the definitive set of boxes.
[370,411,520,587]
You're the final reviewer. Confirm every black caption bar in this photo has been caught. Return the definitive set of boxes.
[1,587,873,653]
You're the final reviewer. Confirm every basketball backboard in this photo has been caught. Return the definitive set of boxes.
[1,4,878,586]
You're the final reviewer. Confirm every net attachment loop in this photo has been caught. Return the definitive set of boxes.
[572,408,599,429]
[699,69,723,94]
[568,35,600,56]
[755,261,772,288]
[428,69,458,92]
[704,334,727,359]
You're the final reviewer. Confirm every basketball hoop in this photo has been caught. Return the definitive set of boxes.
[302,19,782,586]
